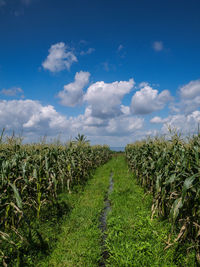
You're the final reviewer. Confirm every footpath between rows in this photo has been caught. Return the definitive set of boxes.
[38,155,195,266]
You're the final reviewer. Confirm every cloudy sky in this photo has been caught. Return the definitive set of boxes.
[0,0,200,146]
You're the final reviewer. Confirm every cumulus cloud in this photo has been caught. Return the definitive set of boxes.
[80,48,95,55]
[71,107,107,132]
[153,41,164,51]
[170,79,200,114]
[180,79,200,99]
[178,97,200,115]
[0,77,144,144]
[150,116,168,124]
[120,105,130,116]
[131,83,172,115]
[0,87,24,97]
[84,78,135,119]
[23,106,69,131]
[161,111,200,135]
[0,98,144,144]
[106,116,144,135]
[42,42,77,72]
[4,77,200,144]
[83,107,106,127]
[179,79,200,114]
[69,106,144,138]
[0,100,69,137]
[57,71,90,107]
[149,79,200,138]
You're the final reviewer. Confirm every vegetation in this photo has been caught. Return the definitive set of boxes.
[0,133,111,266]
[38,158,114,266]
[74,133,90,145]
[125,133,200,264]
[1,129,199,266]
[105,155,195,266]
[36,156,195,266]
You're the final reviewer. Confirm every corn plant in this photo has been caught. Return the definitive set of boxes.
[0,137,111,266]
[125,133,200,263]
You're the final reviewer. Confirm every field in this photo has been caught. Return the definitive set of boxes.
[1,133,199,266]
[126,133,200,265]
[0,135,111,266]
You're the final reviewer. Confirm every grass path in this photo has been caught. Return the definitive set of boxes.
[105,155,195,266]
[37,157,114,267]
[38,155,195,266]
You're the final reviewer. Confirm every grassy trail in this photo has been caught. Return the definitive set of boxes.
[38,155,195,266]
[105,156,195,266]
[38,157,113,267]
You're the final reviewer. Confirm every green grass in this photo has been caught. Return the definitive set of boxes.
[37,158,115,267]
[105,155,196,266]
[36,155,196,266]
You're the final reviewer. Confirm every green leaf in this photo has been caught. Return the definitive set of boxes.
[9,182,23,209]
[182,173,198,201]
[156,174,162,192]
[165,174,176,185]
[170,197,183,224]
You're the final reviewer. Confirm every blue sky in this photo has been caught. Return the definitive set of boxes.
[0,0,200,145]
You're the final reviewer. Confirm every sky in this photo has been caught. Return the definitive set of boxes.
[0,0,200,146]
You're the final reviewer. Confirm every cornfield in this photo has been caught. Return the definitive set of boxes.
[0,136,111,266]
[125,133,200,262]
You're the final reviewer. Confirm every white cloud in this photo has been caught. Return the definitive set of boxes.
[84,78,135,119]
[72,107,107,131]
[170,79,200,114]
[120,105,130,115]
[150,116,168,124]
[42,42,77,72]
[145,129,159,137]
[149,79,200,139]
[0,78,143,144]
[58,71,90,107]
[80,48,95,55]
[180,79,200,99]
[153,41,164,51]
[138,82,149,88]
[23,105,69,131]
[0,87,24,97]
[131,83,172,115]
[178,97,200,114]
[161,111,200,135]
[82,107,106,127]
[106,116,144,135]
[3,77,200,145]
[0,100,69,137]
[68,106,144,139]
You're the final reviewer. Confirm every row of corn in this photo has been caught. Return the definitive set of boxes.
[0,138,111,265]
[125,133,200,262]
